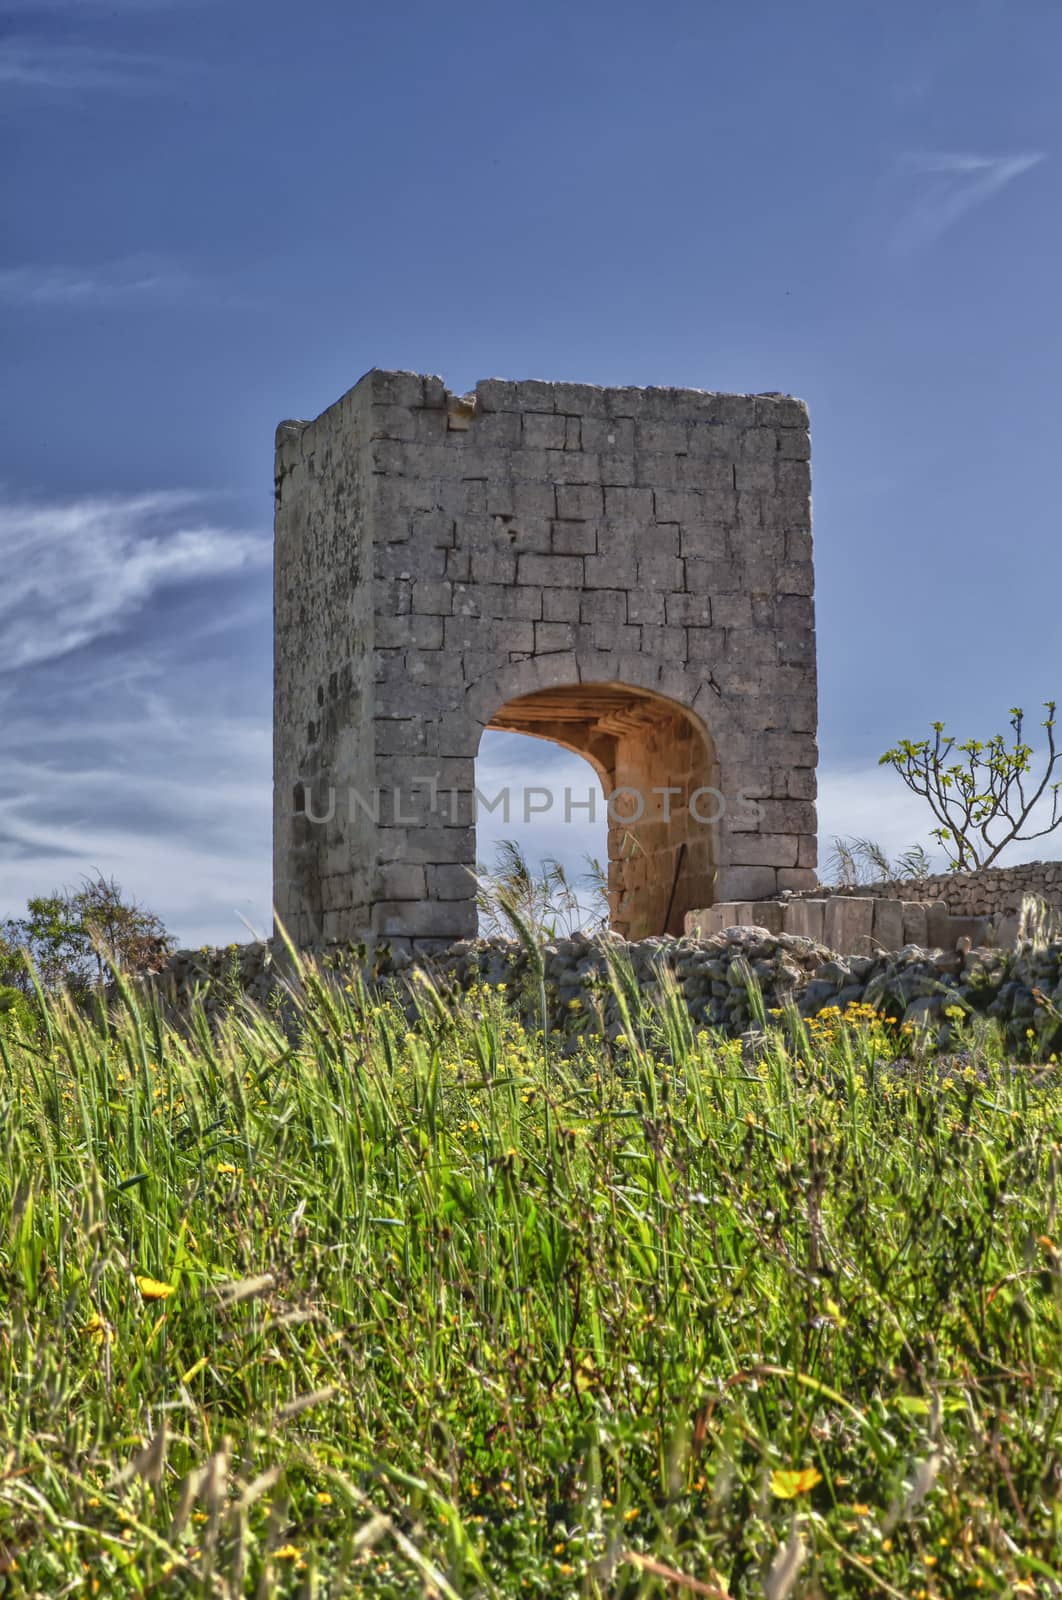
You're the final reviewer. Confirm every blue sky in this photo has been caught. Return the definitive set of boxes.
[2,0,1059,945]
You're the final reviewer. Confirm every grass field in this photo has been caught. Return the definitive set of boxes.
[1,951,1060,1597]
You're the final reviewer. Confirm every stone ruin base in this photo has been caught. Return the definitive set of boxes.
[686,894,1011,954]
[150,922,1062,1056]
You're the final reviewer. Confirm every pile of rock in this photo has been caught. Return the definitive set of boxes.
[155,941,278,1013]
[151,925,1062,1054]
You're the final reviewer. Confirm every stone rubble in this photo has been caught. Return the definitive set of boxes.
[153,924,1062,1055]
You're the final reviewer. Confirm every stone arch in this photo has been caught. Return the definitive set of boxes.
[477,665,720,940]
[483,675,722,934]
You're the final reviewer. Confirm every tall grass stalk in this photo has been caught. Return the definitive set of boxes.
[0,962,1059,1595]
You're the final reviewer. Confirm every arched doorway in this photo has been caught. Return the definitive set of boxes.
[482,681,718,940]
[475,728,608,934]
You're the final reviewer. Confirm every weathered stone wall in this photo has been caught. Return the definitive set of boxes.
[274,384,377,948]
[687,894,988,954]
[152,928,1062,1056]
[810,860,1062,918]
[688,864,1062,954]
[609,700,718,937]
[274,369,818,951]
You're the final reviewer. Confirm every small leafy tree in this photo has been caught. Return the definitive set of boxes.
[0,873,174,1001]
[0,894,91,999]
[73,873,174,988]
[880,702,1062,870]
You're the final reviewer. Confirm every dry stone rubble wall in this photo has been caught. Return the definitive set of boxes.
[153,926,1062,1055]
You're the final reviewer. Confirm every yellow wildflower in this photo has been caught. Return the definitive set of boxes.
[770,1466,823,1499]
[136,1276,175,1301]
[84,1313,113,1345]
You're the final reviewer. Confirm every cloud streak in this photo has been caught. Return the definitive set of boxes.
[0,258,254,309]
[0,0,206,9]
[0,491,269,671]
[0,36,182,93]
[892,149,1044,253]
[0,756,273,948]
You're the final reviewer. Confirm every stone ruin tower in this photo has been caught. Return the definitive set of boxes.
[273,370,817,951]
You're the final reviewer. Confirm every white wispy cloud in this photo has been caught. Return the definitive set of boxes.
[0,36,179,92]
[893,149,1044,253]
[0,754,272,948]
[0,258,253,309]
[0,491,269,670]
[0,260,197,307]
[0,0,207,10]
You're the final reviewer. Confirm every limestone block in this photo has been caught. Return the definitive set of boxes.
[685,904,739,936]
[523,413,567,450]
[599,451,637,485]
[556,484,604,520]
[735,462,776,494]
[375,614,444,650]
[374,863,427,900]
[716,866,778,901]
[474,377,518,411]
[373,900,477,939]
[551,520,598,555]
[685,627,721,661]
[925,901,952,950]
[510,482,556,519]
[779,459,811,496]
[737,901,784,933]
[543,589,581,622]
[755,396,808,429]
[374,719,438,756]
[654,489,704,522]
[427,863,478,900]
[516,554,584,587]
[713,595,754,628]
[513,379,556,411]
[582,589,626,623]
[626,590,666,625]
[592,621,640,652]
[544,449,601,485]
[777,868,819,893]
[824,897,874,956]
[637,553,684,590]
[583,416,635,453]
[946,915,992,950]
[605,486,654,520]
[870,898,904,951]
[411,580,453,615]
[783,899,825,942]
[729,833,799,868]
[785,527,813,563]
[667,593,713,626]
[585,553,637,588]
[535,621,576,653]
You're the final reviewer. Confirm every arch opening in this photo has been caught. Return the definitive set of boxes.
[475,730,608,936]
[483,681,719,940]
